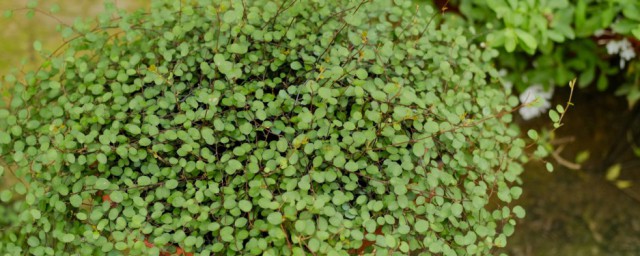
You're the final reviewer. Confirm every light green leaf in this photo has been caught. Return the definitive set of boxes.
[27,236,40,247]
[0,190,12,202]
[512,205,526,218]
[125,124,141,135]
[546,162,554,172]
[227,159,243,174]
[30,209,41,219]
[110,191,124,203]
[415,219,429,233]
[318,87,331,99]
[451,203,463,217]
[165,179,179,189]
[606,164,621,181]
[220,226,235,242]
[504,28,517,52]
[76,212,87,220]
[575,150,590,164]
[239,122,253,135]
[97,153,107,164]
[228,43,248,54]
[494,234,507,247]
[385,234,397,248]
[137,176,151,186]
[425,121,439,133]
[60,234,75,243]
[70,194,83,208]
[291,62,302,70]
[344,161,358,172]
[50,4,61,13]
[95,178,110,190]
[633,27,640,40]
[238,200,252,212]
[515,29,538,51]
[0,131,11,144]
[615,180,632,189]
[549,110,560,123]
[33,40,42,52]
[308,238,320,252]
[267,212,283,225]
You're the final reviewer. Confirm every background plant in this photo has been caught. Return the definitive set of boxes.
[1,0,531,255]
[443,0,640,106]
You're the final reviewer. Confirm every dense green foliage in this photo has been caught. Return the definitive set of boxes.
[0,0,527,255]
[449,0,640,105]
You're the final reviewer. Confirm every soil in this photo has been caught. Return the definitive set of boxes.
[503,85,640,256]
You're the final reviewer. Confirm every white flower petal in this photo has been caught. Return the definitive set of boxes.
[502,81,513,91]
[620,48,636,60]
[518,84,554,120]
[606,40,621,54]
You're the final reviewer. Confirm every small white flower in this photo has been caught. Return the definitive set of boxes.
[518,84,554,121]
[620,47,636,60]
[606,40,622,54]
[594,29,606,37]
[606,38,636,68]
[502,81,513,91]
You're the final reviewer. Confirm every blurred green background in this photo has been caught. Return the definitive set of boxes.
[0,0,147,72]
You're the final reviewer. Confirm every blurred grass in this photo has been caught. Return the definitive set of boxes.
[0,0,147,190]
[0,0,148,73]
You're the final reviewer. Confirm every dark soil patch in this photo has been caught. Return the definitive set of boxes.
[504,85,640,256]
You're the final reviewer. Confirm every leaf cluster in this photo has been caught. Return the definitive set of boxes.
[0,0,526,255]
[449,0,640,105]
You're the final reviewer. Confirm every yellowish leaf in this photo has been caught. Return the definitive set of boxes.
[615,180,632,189]
[605,164,621,181]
